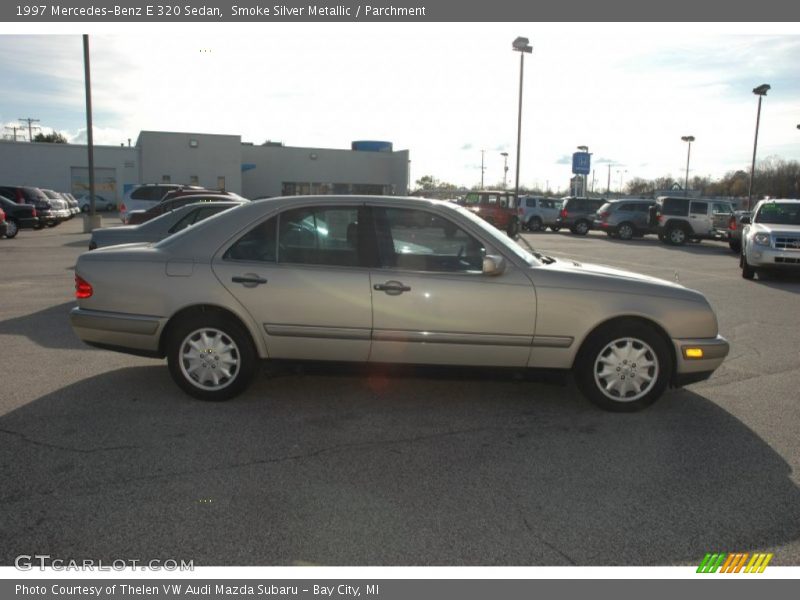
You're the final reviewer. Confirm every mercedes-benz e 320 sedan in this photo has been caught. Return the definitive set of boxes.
[70,196,729,411]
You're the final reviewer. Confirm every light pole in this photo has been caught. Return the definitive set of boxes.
[500,152,509,189]
[748,83,770,210]
[681,135,695,197]
[512,36,532,204]
[616,169,627,196]
[480,149,486,189]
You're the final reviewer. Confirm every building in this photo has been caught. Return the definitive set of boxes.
[0,131,410,201]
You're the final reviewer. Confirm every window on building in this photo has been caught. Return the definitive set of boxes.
[189,175,199,185]
[161,175,171,183]
[217,176,226,191]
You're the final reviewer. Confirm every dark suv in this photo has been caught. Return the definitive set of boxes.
[556,197,607,235]
[594,199,657,240]
[460,190,520,237]
[652,196,734,246]
[0,185,56,227]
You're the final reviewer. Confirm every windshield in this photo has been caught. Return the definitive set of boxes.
[449,204,539,266]
[755,202,800,225]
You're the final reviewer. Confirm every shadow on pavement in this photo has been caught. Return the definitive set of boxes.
[1,364,798,566]
[0,301,86,350]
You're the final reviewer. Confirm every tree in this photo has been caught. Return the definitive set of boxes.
[33,131,68,144]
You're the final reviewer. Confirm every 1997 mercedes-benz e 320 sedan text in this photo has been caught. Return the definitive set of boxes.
[70,196,729,411]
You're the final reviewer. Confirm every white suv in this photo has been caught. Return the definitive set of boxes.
[741,199,800,279]
[119,184,187,223]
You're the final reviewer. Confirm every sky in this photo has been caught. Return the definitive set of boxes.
[1,25,799,192]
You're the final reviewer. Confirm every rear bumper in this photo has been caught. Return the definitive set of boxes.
[70,307,165,356]
[17,216,39,229]
[671,335,729,381]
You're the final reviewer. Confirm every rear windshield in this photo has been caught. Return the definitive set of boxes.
[755,202,800,225]
[598,203,612,213]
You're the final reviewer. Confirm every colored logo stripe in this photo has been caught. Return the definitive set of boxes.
[697,552,773,573]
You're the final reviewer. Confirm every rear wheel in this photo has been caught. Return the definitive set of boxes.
[507,218,520,238]
[166,314,257,401]
[572,220,590,235]
[527,216,543,232]
[617,222,635,241]
[550,225,561,232]
[4,219,18,238]
[575,322,671,412]
[666,225,687,246]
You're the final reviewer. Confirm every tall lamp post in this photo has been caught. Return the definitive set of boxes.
[748,83,770,210]
[512,36,532,203]
[500,152,509,189]
[681,135,695,197]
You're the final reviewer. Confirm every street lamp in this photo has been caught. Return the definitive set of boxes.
[616,169,627,196]
[748,83,770,210]
[500,152,509,189]
[512,36,532,204]
[681,135,695,197]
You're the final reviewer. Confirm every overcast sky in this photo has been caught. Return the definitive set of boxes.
[1,25,799,192]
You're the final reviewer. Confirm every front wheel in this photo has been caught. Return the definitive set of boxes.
[166,314,257,401]
[572,220,590,235]
[4,219,19,238]
[729,239,741,253]
[575,322,672,412]
[740,252,756,280]
[617,222,635,241]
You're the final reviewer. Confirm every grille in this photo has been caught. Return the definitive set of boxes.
[774,257,800,264]
[774,236,800,251]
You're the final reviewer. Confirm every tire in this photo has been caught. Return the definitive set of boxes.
[666,225,687,246]
[166,313,257,401]
[106,204,115,212]
[740,252,756,280]
[575,321,672,412]
[572,220,590,236]
[550,226,561,232]
[527,216,543,232]
[4,219,18,238]
[45,221,57,228]
[729,239,741,253]
[81,205,89,213]
[617,222,635,241]
[506,218,520,238]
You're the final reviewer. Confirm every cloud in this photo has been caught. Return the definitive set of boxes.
[460,143,473,151]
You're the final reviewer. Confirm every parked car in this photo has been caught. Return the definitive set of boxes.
[126,192,246,225]
[0,207,6,238]
[77,194,116,213]
[89,200,246,250]
[653,196,734,246]
[0,185,55,227]
[519,196,562,232]
[0,195,39,237]
[63,193,80,216]
[461,190,520,236]
[727,210,751,253]
[41,189,72,223]
[556,197,607,235]
[594,199,657,240]
[740,199,800,280]
[71,195,729,411]
[120,184,202,223]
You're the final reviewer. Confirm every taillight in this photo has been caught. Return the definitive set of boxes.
[658,215,664,223]
[599,211,610,219]
[729,215,736,230]
[120,202,126,212]
[560,208,568,218]
[31,207,37,217]
[0,209,5,222]
[75,275,93,299]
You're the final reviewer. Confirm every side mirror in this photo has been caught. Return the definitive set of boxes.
[740,216,751,225]
[482,255,506,276]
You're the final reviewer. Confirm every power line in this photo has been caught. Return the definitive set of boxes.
[4,125,26,142]
[18,117,41,142]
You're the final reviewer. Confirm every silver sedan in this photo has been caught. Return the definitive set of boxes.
[70,195,729,411]
[88,201,245,250]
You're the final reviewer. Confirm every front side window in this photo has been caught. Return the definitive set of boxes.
[278,206,362,267]
[374,207,485,273]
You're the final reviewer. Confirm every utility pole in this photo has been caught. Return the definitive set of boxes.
[480,149,486,189]
[606,164,611,196]
[18,117,40,142]
[4,125,24,141]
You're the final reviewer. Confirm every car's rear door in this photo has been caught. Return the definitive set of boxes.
[368,205,536,367]
[711,202,733,232]
[688,201,711,235]
[212,203,374,361]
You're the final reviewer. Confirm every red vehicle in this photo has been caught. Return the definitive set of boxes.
[460,190,520,237]
[0,207,7,238]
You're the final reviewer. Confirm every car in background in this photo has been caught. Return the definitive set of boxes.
[653,196,734,246]
[120,184,202,223]
[41,189,72,223]
[0,207,6,238]
[0,185,54,227]
[556,197,607,235]
[519,196,562,232]
[740,199,800,280]
[727,210,751,253]
[0,195,39,238]
[127,192,246,225]
[461,190,520,236]
[71,195,729,412]
[64,193,81,216]
[77,194,116,212]
[88,200,246,250]
[594,199,657,240]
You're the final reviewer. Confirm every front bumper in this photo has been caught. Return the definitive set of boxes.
[70,307,165,356]
[671,335,729,383]
[745,244,800,269]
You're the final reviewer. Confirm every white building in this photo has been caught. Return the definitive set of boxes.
[0,130,410,201]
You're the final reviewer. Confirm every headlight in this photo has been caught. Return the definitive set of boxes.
[753,233,771,246]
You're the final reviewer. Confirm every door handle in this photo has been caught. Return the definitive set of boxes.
[374,281,411,295]
[232,275,267,286]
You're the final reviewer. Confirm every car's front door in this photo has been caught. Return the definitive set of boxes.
[212,204,374,361]
[368,206,536,367]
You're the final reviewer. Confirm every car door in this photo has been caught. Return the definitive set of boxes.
[368,205,536,367]
[212,204,374,361]
[688,201,711,235]
[711,202,733,232]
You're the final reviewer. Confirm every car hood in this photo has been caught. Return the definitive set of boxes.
[752,223,800,234]
[533,256,706,302]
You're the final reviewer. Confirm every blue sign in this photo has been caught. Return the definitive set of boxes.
[572,152,591,175]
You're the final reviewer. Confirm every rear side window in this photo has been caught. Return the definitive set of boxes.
[224,217,278,262]
[661,198,688,216]
[131,187,166,201]
[278,206,362,267]
[617,204,634,212]
[690,202,708,215]
[526,198,536,208]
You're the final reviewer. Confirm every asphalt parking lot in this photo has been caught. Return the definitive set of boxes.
[1,217,799,566]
